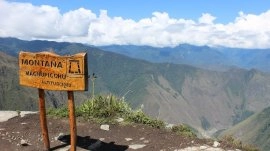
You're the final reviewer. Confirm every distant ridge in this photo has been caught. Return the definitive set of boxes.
[99,44,270,72]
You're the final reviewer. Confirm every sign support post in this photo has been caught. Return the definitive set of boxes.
[68,91,77,151]
[38,88,50,150]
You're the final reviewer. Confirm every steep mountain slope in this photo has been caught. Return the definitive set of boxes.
[1,38,270,136]
[221,107,270,151]
[0,51,37,110]
[142,66,270,136]
[100,45,270,72]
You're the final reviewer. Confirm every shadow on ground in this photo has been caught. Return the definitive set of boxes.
[51,135,128,151]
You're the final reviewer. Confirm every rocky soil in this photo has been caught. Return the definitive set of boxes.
[0,111,241,151]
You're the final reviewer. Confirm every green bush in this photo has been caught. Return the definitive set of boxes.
[126,109,165,129]
[79,95,131,120]
[47,107,69,117]
[171,124,197,138]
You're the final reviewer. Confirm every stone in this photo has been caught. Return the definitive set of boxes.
[129,144,146,149]
[139,137,145,140]
[99,138,105,141]
[100,124,110,131]
[20,111,37,117]
[213,141,220,147]
[143,140,150,143]
[0,111,18,122]
[125,138,133,141]
[199,146,208,150]
[55,133,65,141]
[20,139,30,146]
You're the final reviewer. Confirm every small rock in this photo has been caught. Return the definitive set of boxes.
[20,111,37,117]
[116,117,124,122]
[139,137,145,140]
[21,122,27,125]
[99,138,105,141]
[125,138,133,141]
[20,139,30,146]
[199,146,208,150]
[100,124,110,131]
[129,144,146,150]
[213,141,220,147]
[55,133,65,141]
[143,140,150,143]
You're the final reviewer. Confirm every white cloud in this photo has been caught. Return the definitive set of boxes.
[198,13,216,24]
[1,0,270,48]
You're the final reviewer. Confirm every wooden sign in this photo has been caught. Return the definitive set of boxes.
[19,51,88,91]
[19,51,88,151]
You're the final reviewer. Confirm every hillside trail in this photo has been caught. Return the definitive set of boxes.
[0,112,240,151]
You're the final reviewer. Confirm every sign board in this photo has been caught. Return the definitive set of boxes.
[19,51,88,91]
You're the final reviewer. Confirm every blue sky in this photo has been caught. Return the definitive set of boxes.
[2,0,270,48]
[10,0,270,23]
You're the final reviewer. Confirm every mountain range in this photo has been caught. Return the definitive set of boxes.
[100,45,270,72]
[1,37,270,142]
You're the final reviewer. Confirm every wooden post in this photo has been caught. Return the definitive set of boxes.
[38,88,50,150]
[68,91,77,151]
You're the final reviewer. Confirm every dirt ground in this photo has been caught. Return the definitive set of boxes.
[0,113,237,151]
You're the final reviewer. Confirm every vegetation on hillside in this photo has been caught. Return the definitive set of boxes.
[220,135,258,151]
[222,107,270,151]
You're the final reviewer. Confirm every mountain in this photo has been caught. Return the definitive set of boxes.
[221,106,270,151]
[1,37,270,137]
[99,45,270,72]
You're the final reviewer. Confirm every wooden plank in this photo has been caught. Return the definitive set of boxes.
[19,51,88,91]
[68,91,77,151]
[38,88,50,150]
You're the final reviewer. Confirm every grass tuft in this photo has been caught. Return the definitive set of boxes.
[220,135,259,151]
[171,124,197,138]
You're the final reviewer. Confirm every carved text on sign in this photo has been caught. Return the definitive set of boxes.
[19,51,88,91]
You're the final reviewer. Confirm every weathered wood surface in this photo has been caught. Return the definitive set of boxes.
[19,51,88,91]
[38,88,50,150]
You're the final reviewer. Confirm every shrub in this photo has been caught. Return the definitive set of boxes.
[79,95,131,120]
[47,107,69,117]
[126,109,165,129]
[171,124,197,138]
